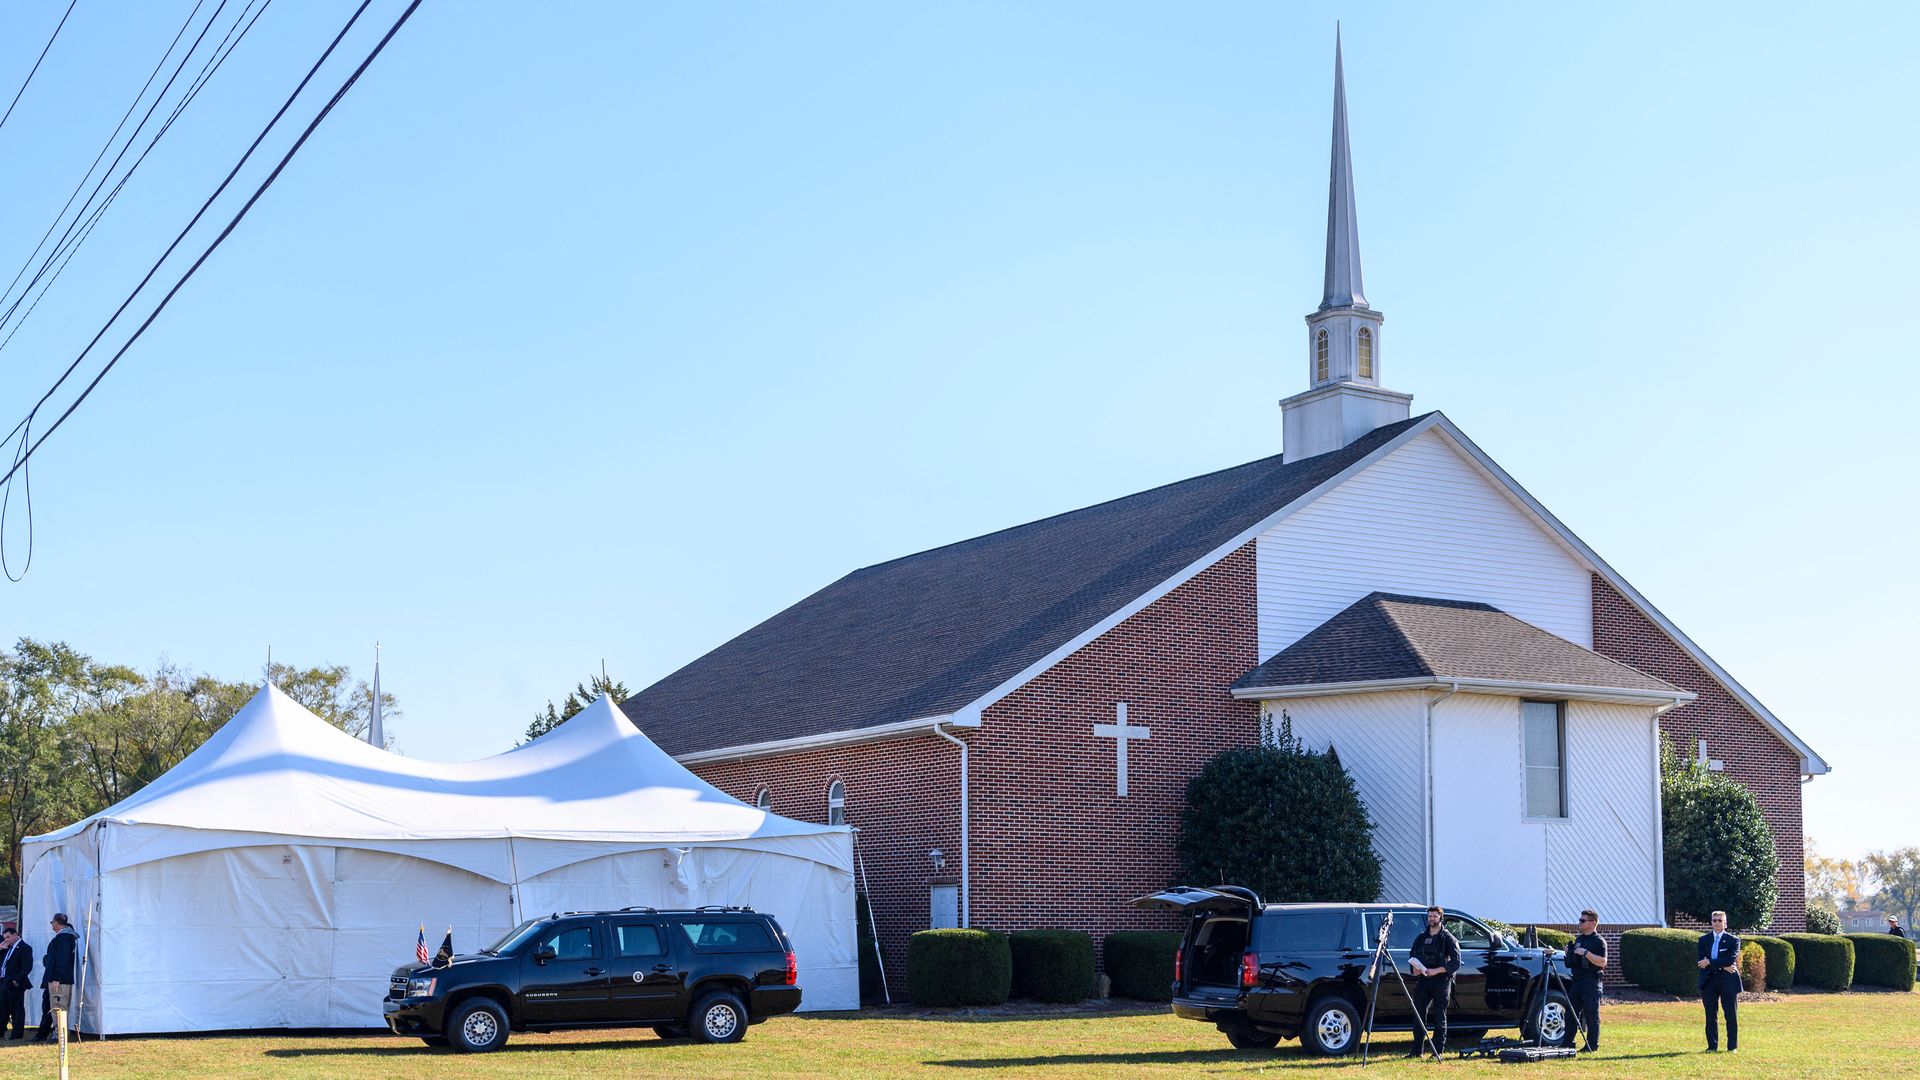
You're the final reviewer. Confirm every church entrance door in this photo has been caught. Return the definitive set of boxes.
[929,885,959,929]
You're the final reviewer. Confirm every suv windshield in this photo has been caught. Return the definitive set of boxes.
[485,919,549,955]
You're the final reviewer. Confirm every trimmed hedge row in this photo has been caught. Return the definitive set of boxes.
[1748,935,1795,991]
[906,929,1011,1006]
[1010,929,1096,1003]
[1536,928,1575,950]
[1620,928,1700,996]
[1104,930,1181,1002]
[1846,933,1917,992]
[1778,933,1853,991]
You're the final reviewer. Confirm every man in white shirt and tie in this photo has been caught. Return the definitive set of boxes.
[1695,911,1742,1053]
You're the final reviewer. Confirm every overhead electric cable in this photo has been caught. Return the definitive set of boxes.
[0,0,424,491]
[0,0,275,355]
[0,0,235,337]
[0,0,211,320]
[0,0,80,136]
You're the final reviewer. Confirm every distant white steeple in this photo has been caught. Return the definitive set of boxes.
[1281,28,1412,461]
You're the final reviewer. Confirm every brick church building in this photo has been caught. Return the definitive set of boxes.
[620,37,1826,994]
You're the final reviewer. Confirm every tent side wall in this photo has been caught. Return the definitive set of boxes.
[21,832,103,1034]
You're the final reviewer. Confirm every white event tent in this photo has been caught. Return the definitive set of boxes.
[20,684,856,1034]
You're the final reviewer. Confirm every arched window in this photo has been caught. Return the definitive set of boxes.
[1356,328,1373,379]
[754,786,772,812]
[826,780,846,826]
[1314,329,1329,383]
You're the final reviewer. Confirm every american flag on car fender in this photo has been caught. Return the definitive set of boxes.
[416,924,430,965]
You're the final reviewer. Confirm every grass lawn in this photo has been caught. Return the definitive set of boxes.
[0,992,1911,1078]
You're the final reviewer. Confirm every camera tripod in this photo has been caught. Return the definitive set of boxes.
[1523,927,1589,1051]
[1359,912,1440,1065]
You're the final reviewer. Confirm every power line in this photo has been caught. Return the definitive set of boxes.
[0,0,424,492]
[0,0,276,356]
[0,0,80,136]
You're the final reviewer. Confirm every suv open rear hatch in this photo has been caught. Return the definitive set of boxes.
[1129,885,1263,914]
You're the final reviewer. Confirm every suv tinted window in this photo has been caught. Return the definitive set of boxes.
[1443,915,1492,950]
[679,921,775,952]
[1253,911,1352,952]
[1362,911,1425,950]
[615,923,665,958]
[543,925,598,960]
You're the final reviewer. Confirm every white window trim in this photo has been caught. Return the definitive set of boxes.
[753,786,772,812]
[826,779,846,826]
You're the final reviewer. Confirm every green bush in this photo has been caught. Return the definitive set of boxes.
[1620,928,1700,996]
[1739,941,1766,992]
[1009,929,1096,1003]
[1661,744,1778,929]
[906,929,1011,1006]
[1749,935,1795,991]
[1104,931,1181,1002]
[1178,715,1381,902]
[1778,933,1854,991]
[1845,934,1916,992]
[1807,907,1841,935]
[1536,928,1575,950]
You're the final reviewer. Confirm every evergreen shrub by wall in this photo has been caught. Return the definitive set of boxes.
[1806,907,1841,935]
[1748,935,1795,991]
[1104,931,1181,1002]
[1778,933,1854,991]
[1619,928,1700,996]
[906,929,1011,1006]
[1009,929,1096,1003]
[1845,933,1916,992]
[1738,941,1767,992]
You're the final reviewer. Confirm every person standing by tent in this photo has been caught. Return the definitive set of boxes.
[0,925,31,1039]
[33,914,77,1043]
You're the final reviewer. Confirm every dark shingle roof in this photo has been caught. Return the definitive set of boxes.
[623,415,1432,756]
[1231,593,1682,695]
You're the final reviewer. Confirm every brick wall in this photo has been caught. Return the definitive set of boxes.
[969,543,1262,945]
[1589,575,1807,933]
[688,731,964,995]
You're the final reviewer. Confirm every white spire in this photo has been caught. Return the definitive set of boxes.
[1321,25,1367,311]
[368,642,385,749]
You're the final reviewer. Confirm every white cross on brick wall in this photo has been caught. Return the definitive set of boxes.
[1093,702,1151,797]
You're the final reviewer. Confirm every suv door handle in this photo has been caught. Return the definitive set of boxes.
[583,967,605,976]
[652,964,673,972]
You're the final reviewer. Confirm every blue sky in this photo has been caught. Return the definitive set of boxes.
[0,1,1912,860]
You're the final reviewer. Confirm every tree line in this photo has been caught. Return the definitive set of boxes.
[1806,840,1920,934]
[0,638,397,901]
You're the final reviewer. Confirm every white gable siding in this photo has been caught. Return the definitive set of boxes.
[1431,694,1545,918]
[1549,701,1661,924]
[1257,428,1593,660]
[1269,692,1426,905]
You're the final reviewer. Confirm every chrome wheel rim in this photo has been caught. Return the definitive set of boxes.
[1319,1010,1352,1050]
[462,1009,499,1046]
[1540,1003,1567,1043]
[703,1003,740,1040]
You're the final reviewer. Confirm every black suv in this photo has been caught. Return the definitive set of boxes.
[1135,887,1574,1056]
[383,906,802,1052]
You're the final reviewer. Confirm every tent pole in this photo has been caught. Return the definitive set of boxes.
[852,830,890,1005]
[506,836,523,918]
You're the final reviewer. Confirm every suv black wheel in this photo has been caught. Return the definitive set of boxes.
[1523,989,1575,1047]
[690,990,748,1044]
[1223,1025,1282,1050]
[1301,996,1361,1056]
[652,1023,689,1040]
[446,998,510,1053]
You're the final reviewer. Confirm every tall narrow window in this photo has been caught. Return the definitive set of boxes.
[827,780,846,826]
[1522,701,1566,818]
[1315,329,1330,382]
[1356,328,1374,379]
[754,787,772,812]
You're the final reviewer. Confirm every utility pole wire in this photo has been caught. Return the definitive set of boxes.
[0,0,424,489]
[0,0,80,136]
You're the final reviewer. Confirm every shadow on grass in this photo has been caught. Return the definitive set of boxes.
[796,1005,1169,1024]
[928,1047,1363,1069]
[265,1037,663,1058]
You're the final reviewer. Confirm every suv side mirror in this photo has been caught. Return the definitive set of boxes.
[532,945,556,965]
[1489,932,1506,950]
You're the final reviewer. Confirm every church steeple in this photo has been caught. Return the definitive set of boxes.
[1280,29,1412,461]
[1322,27,1367,312]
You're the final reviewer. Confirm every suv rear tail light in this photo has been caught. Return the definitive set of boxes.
[1172,944,1183,984]
[1240,951,1258,989]
[784,951,798,985]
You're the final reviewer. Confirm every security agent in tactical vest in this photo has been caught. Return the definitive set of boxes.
[1405,906,1461,1059]
[1565,908,1608,1053]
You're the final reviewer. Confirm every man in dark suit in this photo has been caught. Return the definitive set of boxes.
[1406,906,1461,1059]
[0,925,31,1039]
[1696,910,1742,1053]
[33,913,77,1043]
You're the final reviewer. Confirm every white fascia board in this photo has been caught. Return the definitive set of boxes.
[943,414,1451,728]
[672,713,970,765]
[1231,677,1697,707]
[1425,417,1830,776]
